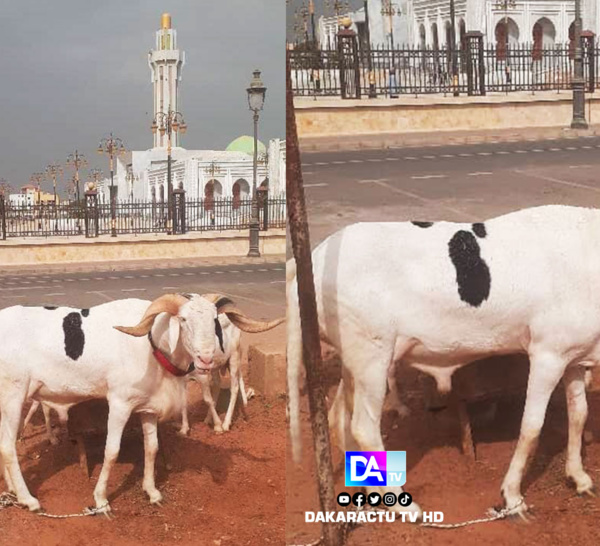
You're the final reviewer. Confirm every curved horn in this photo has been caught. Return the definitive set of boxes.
[114,294,188,337]
[203,293,285,333]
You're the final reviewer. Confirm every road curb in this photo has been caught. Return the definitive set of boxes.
[299,125,600,154]
[0,254,286,275]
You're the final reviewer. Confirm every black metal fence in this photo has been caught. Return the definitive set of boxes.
[0,194,287,239]
[290,39,598,98]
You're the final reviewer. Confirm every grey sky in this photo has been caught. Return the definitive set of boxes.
[1,0,284,195]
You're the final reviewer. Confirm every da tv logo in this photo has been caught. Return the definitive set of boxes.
[345,451,406,487]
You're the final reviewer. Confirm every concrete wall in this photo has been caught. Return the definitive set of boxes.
[0,229,285,267]
[295,93,600,139]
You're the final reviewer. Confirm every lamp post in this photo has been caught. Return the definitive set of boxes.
[45,163,63,206]
[151,109,187,234]
[30,172,44,204]
[66,150,88,204]
[97,133,126,237]
[364,0,376,98]
[381,1,399,97]
[450,0,458,96]
[246,69,267,258]
[309,0,317,48]
[571,0,588,129]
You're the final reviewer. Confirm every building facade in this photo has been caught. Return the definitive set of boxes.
[332,1,600,49]
[99,14,285,204]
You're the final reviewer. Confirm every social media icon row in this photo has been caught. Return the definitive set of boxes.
[337,491,412,508]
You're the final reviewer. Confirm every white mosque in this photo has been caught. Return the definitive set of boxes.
[322,1,600,49]
[100,14,285,204]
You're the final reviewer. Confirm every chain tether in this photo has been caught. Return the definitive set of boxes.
[1,491,110,519]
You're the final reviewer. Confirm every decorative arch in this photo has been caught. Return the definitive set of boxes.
[204,179,223,211]
[432,23,439,51]
[533,17,556,60]
[232,179,250,210]
[495,18,519,60]
[419,24,426,49]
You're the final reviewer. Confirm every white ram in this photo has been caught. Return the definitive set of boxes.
[0,293,283,513]
[288,205,600,517]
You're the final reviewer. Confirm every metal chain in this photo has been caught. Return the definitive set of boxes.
[0,491,110,518]
[287,498,526,546]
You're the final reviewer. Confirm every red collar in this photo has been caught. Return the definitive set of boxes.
[148,331,194,377]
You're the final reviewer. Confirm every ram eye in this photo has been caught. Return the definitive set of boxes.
[180,317,187,322]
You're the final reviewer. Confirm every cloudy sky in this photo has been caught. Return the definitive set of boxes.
[1,0,284,194]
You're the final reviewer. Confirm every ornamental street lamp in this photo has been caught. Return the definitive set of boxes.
[30,172,44,204]
[45,163,63,206]
[97,133,126,237]
[571,0,588,128]
[66,150,88,204]
[381,1,400,97]
[0,178,12,198]
[151,109,187,234]
[246,69,266,258]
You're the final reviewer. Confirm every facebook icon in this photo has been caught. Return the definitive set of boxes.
[345,451,407,487]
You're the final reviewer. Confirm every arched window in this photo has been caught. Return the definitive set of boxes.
[232,179,250,210]
[432,23,439,51]
[419,24,426,49]
[204,179,223,211]
[495,18,519,60]
[569,22,576,59]
[533,18,556,60]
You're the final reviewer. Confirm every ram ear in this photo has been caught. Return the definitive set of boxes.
[168,316,181,354]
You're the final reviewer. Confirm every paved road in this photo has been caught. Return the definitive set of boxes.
[0,261,285,320]
[301,134,600,246]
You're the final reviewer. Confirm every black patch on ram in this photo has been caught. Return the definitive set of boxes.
[448,230,491,307]
[81,308,90,317]
[472,223,487,239]
[44,305,58,310]
[63,312,85,360]
[214,318,225,353]
[412,221,434,228]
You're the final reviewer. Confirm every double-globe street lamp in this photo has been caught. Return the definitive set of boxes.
[151,110,187,234]
[97,133,126,237]
[45,163,63,206]
[66,150,88,204]
[30,172,44,204]
[246,69,267,258]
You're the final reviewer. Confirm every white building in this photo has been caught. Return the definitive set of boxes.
[333,1,600,48]
[100,14,285,204]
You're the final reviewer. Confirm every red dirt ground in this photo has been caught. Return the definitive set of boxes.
[0,345,285,546]
[286,359,600,546]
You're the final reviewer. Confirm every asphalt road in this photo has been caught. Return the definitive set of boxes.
[0,261,285,320]
[301,134,600,246]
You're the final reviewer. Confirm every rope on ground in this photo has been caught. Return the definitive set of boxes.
[287,498,526,545]
[1,491,110,518]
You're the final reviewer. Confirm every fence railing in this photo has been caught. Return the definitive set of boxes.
[0,194,287,239]
[290,39,598,98]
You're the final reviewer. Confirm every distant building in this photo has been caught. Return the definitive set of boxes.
[8,185,57,206]
[99,14,285,205]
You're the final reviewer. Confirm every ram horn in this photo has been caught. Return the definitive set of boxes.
[202,293,285,333]
[114,294,189,337]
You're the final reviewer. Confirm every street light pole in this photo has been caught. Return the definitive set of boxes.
[45,163,63,206]
[151,109,187,234]
[30,172,44,204]
[66,150,88,204]
[364,0,376,98]
[571,0,588,129]
[246,69,267,258]
[97,133,126,237]
[450,0,459,96]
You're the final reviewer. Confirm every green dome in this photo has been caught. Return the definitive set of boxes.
[226,135,266,156]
